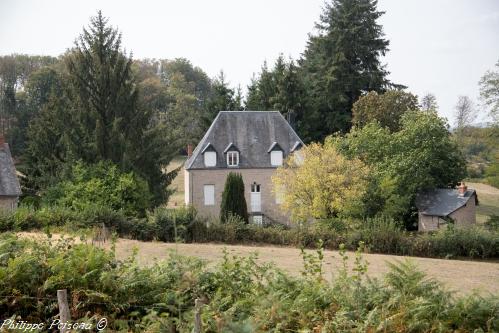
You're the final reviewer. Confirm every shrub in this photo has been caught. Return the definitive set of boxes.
[220,173,248,223]
[151,206,197,242]
[485,215,499,232]
[43,161,152,217]
[0,235,495,332]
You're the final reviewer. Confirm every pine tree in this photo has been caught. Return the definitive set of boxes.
[202,71,238,130]
[220,173,249,223]
[300,0,396,141]
[245,76,261,110]
[24,11,177,205]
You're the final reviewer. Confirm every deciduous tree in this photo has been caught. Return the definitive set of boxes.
[352,90,419,132]
[272,139,369,223]
[479,59,499,124]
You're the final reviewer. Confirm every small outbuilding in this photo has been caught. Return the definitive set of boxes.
[415,183,478,231]
[0,136,21,211]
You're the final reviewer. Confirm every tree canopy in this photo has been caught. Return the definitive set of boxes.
[272,140,369,223]
[337,111,467,228]
[352,90,419,132]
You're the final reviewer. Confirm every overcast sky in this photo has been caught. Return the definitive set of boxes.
[1,0,498,124]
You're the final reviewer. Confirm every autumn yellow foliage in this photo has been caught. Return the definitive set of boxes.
[272,138,370,223]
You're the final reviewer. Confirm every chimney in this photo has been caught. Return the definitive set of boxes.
[187,144,193,157]
[458,182,467,196]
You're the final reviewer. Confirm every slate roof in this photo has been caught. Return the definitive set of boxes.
[415,188,477,217]
[0,143,21,196]
[185,111,304,170]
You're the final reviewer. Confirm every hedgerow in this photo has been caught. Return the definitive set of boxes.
[2,206,499,259]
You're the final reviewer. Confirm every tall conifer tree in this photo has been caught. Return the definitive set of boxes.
[300,0,395,141]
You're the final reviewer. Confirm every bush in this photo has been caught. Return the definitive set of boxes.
[220,173,248,223]
[43,161,152,217]
[151,206,197,242]
[2,205,499,259]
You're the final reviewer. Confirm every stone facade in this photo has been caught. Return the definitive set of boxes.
[0,196,18,212]
[185,168,289,224]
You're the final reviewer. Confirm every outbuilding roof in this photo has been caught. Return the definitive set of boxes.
[185,111,304,170]
[0,143,21,196]
[415,188,477,217]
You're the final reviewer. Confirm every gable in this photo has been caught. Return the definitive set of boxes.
[185,111,304,170]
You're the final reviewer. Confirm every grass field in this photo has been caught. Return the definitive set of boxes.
[468,182,499,224]
[19,232,499,296]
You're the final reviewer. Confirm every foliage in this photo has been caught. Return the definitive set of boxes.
[42,161,152,217]
[352,90,419,132]
[220,173,249,224]
[298,0,396,141]
[338,111,467,228]
[245,56,305,130]
[151,206,197,242]
[0,233,497,332]
[203,71,243,130]
[479,59,499,123]
[20,13,178,205]
[2,207,499,259]
[485,215,499,232]
[273,139,370,223]
[453,125,499,186]
[454,95,477,130]
[0,54,58,154]
[420,92,439,112]
[485,151,499,188]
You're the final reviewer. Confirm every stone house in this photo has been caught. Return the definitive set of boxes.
[0,136,21,211]
[415,183,478,231]
[184,111,303,224]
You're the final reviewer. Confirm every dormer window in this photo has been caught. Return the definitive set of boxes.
[201,143,217,167]
[227,151,239,166]
[224,142,240,167]
[268,142,284,166]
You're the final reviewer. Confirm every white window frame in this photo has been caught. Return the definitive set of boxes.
[204,151,217,167]
[227,151,239,167]
[203,184,215,206]
[251,183,261,193]
[270,150,283,166]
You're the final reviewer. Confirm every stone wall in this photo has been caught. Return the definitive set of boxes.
[0,196,18,212]
[184,168,289,224]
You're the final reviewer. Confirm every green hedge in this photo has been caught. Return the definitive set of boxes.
[2,206,499,259]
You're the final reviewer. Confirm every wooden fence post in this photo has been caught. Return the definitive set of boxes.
[57,289,71,333]
[192,298,203,333]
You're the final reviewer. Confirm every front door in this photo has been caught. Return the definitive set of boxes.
[250,183,261,212]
